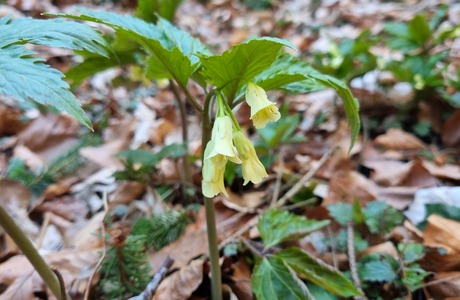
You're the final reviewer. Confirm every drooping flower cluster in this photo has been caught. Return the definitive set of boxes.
[202,83,280,198]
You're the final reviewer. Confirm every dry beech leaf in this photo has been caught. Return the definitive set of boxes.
[422,161,460,181]
[154,259,204,300]
[374,128,426,150]
[442,109,460,147]
[360,241,399,260]
[424,215,460,254]
[428,271,460,298]
[376,186,419,210]
[108,181,145,208]
[0,179,38,239]
[224,190,266,213]
[323,170,378,206]
[227,257,253,300]
[80,139,126,169]
[149,221,207,274]
[0,104,26,136]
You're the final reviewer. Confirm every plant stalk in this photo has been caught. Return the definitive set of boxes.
[0,205,64,300]
[201,91,223,300]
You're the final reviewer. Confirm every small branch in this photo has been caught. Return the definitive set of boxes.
[275,146,339,208]
[218,215,259,250]
[270,147,285,207]
[84,190,109,300]
[0,205,63,300]
[347,222,367,300]
[240,238,262,258]
[128,256,174,300]
[282,198,316,211]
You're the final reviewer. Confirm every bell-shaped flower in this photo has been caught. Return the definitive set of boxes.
[205,115,241,164]
[245,82,280,129]
[202,140,227,197]
[233,131,268,185]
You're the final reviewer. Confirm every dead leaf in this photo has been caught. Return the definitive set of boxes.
[108,181,146,208]
[428,272,460,298]
[154,259,204,300]
[16,114,80,163]
[80,139,126,169]
[149,216,207,274]
[360,241,399,259]
[0,104,26,136]
[374,128,426,150]
[424,215,460,255]
[227,257,253,300]
[422,160,460,181]
[223,190,266,213]
[323,170,378,206]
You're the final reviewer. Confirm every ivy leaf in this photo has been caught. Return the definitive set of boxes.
[200,37,295,102]
[258,209,329,249]
[277,247,362,297]
[254,55,360,150]
[53,9,210,87]
[0,46,91,128]
[0,16,109,56]
[251,256,311,300]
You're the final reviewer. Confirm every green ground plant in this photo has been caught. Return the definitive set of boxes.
[0,2,360,299]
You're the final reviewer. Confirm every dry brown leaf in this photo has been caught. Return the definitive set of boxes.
[149,221,207,274]
[227,257,253,300]
[154,259,204,300]
[0,179,38,239]
[108,181,146,208]
[376,186,419,210]
[80,139,126,169]
[427,272,460,298]
[442,110,460,147]
[323,170,378,206]
[374,128,426,150]
[0,249,100,299]
[422,160,460,181]
[16,114,80,163]
[223,190,266,213]
[424,215,460,254]
[33,195,88,222]
[360,241,399,259]
[0,104,26,136]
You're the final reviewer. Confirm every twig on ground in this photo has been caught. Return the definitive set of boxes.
[240,238,262,258]
[84,190,109,300]
[218,215,259,250]
[270,146,285,207]
[282,197,316,211]
[128,256,174,300]
[347,222,367,300]
[275,146,339,208]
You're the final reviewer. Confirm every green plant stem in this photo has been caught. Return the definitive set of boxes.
[170,81,193,199]
[0,205,63,300]
[201,90,223,300]
[180,83,203,112]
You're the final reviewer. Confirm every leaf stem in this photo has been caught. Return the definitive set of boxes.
[170,81,193,200]
[180,83,203,112]
[0,205,64,300]
[201,90,223,300]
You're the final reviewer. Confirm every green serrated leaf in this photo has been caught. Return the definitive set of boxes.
[363,201,405,234]
[255,55,360,150]
[327,203,353,225]
[0,16,109,56]
[277,247,362,297]
[0,46,91,128]
[200,37,295,102]
[359,259,397,282]
[251,256,312,300]
[53,9,210,87]
[258,209,329,249]
[398,242,425,264]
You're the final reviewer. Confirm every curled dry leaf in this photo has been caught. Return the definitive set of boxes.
[154,259,204,300]
[424,215,460,255]
[16,114,80,163]
[427,271,460,298]
[422,160,460,181]
[374,128,426,151]
[224,190,266,213]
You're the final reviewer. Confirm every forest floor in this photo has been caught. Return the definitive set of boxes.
[1,0,460,299]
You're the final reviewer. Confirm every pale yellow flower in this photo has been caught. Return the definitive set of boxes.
[233,131,268,185]
[206,115,241,164]
[202,140,227,197]
[245,82,280,129]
